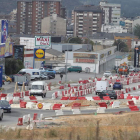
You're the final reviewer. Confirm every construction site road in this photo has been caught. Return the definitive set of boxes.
[1,107,136,126]
[2,72,105,94]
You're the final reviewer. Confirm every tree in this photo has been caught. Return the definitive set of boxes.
[68,37,82,44]
[134,24,140,39]
[113,39,128,52]
[5,58,24,75]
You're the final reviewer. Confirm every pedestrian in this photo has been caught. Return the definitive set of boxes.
[60,73,63,81]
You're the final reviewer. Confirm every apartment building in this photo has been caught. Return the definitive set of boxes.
[17,0,63,35]
[73,5,103,37]
[100,1,121,25]
[41,14,66,36]
[124,19,133,33]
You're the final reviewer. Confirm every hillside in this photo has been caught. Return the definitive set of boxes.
[1,0,140,18]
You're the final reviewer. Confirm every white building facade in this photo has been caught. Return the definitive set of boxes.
[101,24,127,33]
[65,46,117,74]
[100,1,121,25]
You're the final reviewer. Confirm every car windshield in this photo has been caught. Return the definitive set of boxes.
[32,85,43,90]
[102,90,115,94]
[105,71,111,73]
[18,71,26,75]
[114,82,120,84]
[0,100,10,106]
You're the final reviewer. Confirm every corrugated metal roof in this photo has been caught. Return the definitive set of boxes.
[91,32,114,40]
[46,48,63,56]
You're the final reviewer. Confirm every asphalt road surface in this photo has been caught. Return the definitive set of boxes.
[2,72,103,94]
[1,107,134,126]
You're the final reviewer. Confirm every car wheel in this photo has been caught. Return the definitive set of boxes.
[44,93,46,98]
[0,114,3,121]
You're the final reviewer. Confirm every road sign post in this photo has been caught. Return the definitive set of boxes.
[33,48,45,68]
[37,103,43,109]
[35,36,51,49]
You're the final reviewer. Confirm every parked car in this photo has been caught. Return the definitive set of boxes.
[98,90,117,99]
[40,72,49,80]
[43,72,55,79]
[133,68,140,72]
[45,69,56,74]
[0,100,11,113]
[113,82,123,90]
[17,81,29,86]
[129,66,135,72]
[0,109,3,120]
[2,75,12,83]
[68,66,82,73]
[103,71,112,77]
[56,68,68,74]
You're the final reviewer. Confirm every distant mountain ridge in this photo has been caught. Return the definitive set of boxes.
[0,0,140,18]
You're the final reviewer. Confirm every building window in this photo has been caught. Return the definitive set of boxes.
[84,13,87,16]
[89,13,92,16]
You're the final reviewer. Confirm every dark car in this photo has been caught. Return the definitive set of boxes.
[17,81,29,86]
[68,66,82,73]
[44,72,55,79]
[113,82,123,90]
[56,68,68,74]
[98,90,117,99]
[0,100,11,113]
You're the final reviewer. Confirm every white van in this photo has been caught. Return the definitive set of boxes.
[18,69,41,80]
[30,81,47,98]
[95,81,109,95]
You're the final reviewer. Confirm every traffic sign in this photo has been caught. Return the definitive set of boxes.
[37,103,43,109]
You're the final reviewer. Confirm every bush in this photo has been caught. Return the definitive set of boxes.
[5,58,24,75]
[49,129,57,137]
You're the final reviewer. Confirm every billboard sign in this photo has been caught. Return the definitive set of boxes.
[0,66,3,87]
[0,42,13,58]
[134,47,139,67]
[73,53,98,64]
[34,48,45,61]
[1,20,8,43]
[35,36,51,48]
[120,21,125,26]
[13,45,24,62]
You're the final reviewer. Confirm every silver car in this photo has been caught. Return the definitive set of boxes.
[103,71,112,77]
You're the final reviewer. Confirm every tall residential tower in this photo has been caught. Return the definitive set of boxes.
[17,0,64,34]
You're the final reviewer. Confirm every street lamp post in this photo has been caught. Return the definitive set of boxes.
[65,37,74,84]
[94,41,97,78]
[24,39,29,68]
